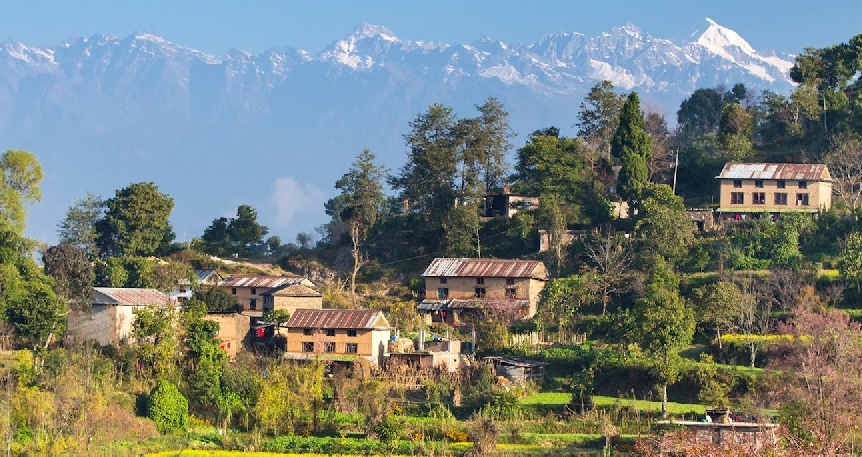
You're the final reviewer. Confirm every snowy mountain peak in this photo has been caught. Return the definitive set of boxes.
[696,17,756,55]
[350,23,399,42]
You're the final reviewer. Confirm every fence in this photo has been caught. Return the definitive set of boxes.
[508,331,586,350]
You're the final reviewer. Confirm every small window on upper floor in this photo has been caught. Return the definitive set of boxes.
[325,329,335,337]
[476,277,484,285]
[231,288,237,295]
[251,288,257,295]
[506,278,515,285]
[347,329,357,337]
[733,179,742,188]
[303,328,313,336]
[439,277,447,284]
[777,180,786,189]
[799,181,808,189]
[754,180,764,188]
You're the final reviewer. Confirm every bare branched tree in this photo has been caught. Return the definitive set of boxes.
[582,231,633,314]
[824,133,862,214]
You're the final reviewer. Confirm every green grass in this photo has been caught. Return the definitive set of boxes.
[519,392,706,415]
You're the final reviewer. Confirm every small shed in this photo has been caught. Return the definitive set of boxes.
[484,356,548,384]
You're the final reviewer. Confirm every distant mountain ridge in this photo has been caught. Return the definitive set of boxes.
[0,18,796,243]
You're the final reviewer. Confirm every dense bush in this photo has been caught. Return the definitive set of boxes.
[148,379,189,433]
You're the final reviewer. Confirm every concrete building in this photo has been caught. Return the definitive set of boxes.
[67,288,176,346]
[418,258,548,324]
[716,163,832,221]
[283,309,391,366]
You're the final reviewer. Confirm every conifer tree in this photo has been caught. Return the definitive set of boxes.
[612,92,651,211]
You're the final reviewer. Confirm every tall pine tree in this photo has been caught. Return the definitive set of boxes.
[612,92,651,212]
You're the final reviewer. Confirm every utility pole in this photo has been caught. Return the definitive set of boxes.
[672,149,680,194]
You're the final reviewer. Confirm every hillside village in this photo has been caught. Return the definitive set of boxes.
[1,33,862,456]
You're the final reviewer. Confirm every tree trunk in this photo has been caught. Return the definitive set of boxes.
[716,326,723,351]
[661,383,668,418]
[350,223,361,307]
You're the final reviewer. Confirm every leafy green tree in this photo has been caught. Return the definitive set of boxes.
[677,88,724,139]
[181,299,227,408]
[717,103,754,160]
[632,261,695,417]
[96,182,175,258]
[148,379,188,433]
[613,92,651,209]
[194,285,238,312]
[5,268,64,352]
[227,204,268,257]
[57,192,103,259]
[691,281,745,350]
[537,275,595,332]
[42,243,94,310]
[473,97,515,192]
[839,232,862,291]
[132,306,179,379]
[0,150,43,234]
[200,217,231,257]
[576,80,626,160]
[329,149,387,302]
[634,184,696,268]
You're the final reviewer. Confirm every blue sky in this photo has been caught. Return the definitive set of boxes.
[0,1,859,55]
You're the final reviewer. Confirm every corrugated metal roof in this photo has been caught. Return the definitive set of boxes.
[261,283,322,297]
[285,309,390,330]
[92,288,174,306]
[219,275,297,289]
[196,269,221,283]
[418,300,450,311]
[716,163,831,181]
[421,258,547,279]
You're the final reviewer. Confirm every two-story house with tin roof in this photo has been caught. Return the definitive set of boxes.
[218,275,320,315]
[418,258,548,324]
[283,309,391,366]
[716,163,832,221]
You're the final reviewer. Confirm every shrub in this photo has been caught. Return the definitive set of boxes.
[147,379,189,433]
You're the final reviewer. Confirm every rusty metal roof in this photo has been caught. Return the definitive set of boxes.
[92,288,174,306]
[449,298,531,310]
[422,258,547,279]
[716,163,831,181]
[219,275,297,289]
[285,309,390,330]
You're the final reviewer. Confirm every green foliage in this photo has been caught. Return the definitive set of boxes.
[694,354,730,408]
[577,80,626,158]
[0,150,43,234]
[634,184,696,267]
[839,231,862,289]
[613,92,651,207]
[96,182,175,258]
[148,379,189,433]
[538,275,595,332]
[132,306,179,378]
[200,204,269,257]
[194,285,238,312]
[57,192,103,259]
[42,243,94,307]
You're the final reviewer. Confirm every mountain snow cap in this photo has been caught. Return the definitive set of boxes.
[350,23,399,42]
[696,17,756,55]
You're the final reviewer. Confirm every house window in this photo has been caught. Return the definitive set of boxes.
[506,278,515,285]
[347,329,357,337]
[437,288,449,299]
[506,288,517,299]
[752,192,765,205]
[345,343,358,354]
[231,288,237,295]
[302,342,314,352]
[754,180,764,188]
[775,193,788,205]
[777,180,786,189]
[733,179,742,188]
[325,329,335,337]
[731,192,744,204]
[798,181,808,189]
[324,342,336,353]
[475,288,486,298]
[476,277,484,285]
[249,298,257,310]
[303,328,313,336]
[797,193,810,206]
[439,277,447,284]
[251,288,257,295]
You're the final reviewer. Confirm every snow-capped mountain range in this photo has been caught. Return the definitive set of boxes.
[0,18,796,243]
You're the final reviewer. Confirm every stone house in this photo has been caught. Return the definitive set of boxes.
[203,311,251,359]
[261,281,323,315]
[283,309,391,366]
[218,275,317,314]
[67,288,177,346]
[418,258,548,324]
[716,163,832,221]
